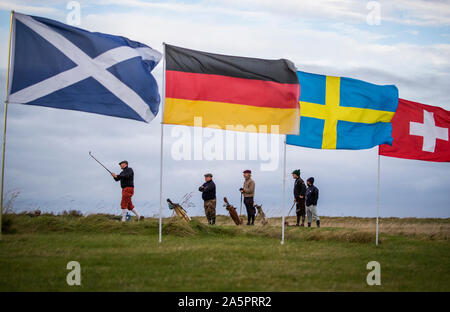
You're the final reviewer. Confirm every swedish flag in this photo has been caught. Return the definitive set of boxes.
[286,71,398,149]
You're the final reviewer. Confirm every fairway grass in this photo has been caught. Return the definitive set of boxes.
[0,214,449,291]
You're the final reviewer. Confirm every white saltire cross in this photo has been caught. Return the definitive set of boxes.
[410,110,449,153]
[8,13,161,122]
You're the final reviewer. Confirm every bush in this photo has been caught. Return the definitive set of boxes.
[60,210,83,217]
[1,214,15,234]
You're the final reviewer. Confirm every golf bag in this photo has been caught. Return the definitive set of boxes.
[167,198,191,222]
[223,197,243,225]
[255,204,268,225]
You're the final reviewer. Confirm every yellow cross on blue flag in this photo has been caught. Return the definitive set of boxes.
[286,71,399,149]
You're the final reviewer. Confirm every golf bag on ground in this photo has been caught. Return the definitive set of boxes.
[223,197,243,225]
[167,198,191,222]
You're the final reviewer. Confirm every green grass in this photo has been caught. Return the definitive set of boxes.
[0,214,449,291]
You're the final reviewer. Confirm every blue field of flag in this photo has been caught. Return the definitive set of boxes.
[7,12,162,123]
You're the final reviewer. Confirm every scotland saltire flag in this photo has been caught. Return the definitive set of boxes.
[7,12,162,123]
[286,71,398,149]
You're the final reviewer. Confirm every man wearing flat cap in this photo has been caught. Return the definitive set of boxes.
[240,170,256,225]
[199,173,216,225]
[292,169,306,227]
[111,160,141,222]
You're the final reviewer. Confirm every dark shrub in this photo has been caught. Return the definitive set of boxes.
[61,210,83,217]
[1,214,15,234]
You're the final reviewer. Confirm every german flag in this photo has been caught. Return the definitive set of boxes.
[163,44,300,134]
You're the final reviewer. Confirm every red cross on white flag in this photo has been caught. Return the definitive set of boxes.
[379,99,450,162]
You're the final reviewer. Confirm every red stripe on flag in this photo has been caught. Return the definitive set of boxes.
[165,70,300,109]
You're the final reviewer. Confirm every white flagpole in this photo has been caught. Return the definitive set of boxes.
[281,135,287,245]
[158,43,166,244]
[376,152,380,246]
[0,10,14,240]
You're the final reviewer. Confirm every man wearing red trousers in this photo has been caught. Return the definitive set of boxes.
[111,160,141,222]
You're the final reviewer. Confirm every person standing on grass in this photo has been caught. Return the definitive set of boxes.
[240,170,256,226]
[111,160,141,222]
[199,173,216,225]
[306,177,320,228]
[292,169,306,227]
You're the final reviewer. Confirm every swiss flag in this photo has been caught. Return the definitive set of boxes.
[379,99,450,162]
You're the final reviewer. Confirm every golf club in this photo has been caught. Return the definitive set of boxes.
[239,192,243,217]
[287,201,296,217]
[88,151,113,174]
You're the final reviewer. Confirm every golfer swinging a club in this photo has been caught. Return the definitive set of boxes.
[111,160,141,222]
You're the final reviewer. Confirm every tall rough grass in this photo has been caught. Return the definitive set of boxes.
[1,190,21,234]
[0,214,375,244]
[3,213,449,243]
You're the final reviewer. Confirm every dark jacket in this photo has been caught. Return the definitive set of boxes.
[114,166,134,189]
[293,177,306,199]
[199,180,216,201]
[306,185,319,206]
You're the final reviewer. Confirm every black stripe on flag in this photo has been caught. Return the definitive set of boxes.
[165,44,299,84]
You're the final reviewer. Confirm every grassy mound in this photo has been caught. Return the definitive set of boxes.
[2,213,158,235]
[3,213,449,244]
[162,218,240,237]
[162,218,197,236]
[238,223,375,243]
[302,228,374,243]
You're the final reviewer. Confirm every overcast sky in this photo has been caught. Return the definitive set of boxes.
[0,0,449,218]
